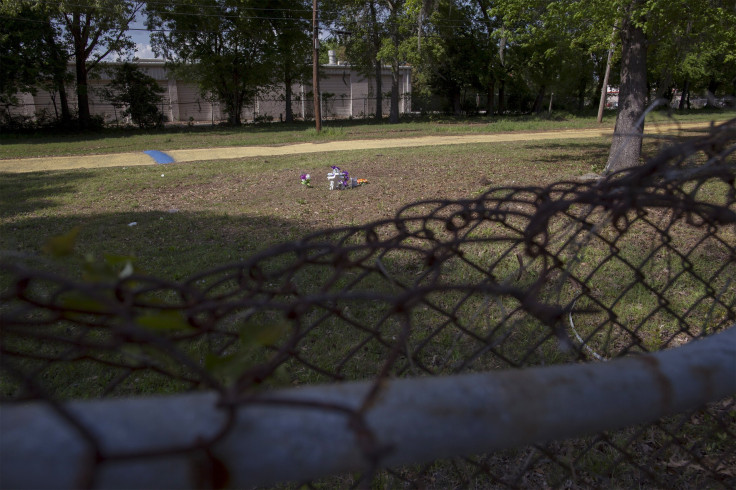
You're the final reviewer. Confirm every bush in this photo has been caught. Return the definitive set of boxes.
[101,63,165,128]
[0,106,105,133]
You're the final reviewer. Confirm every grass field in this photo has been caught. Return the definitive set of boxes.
[1,110,733,159]
[1,113,734,488]
[1,137,614,279]
[2,120,733,383]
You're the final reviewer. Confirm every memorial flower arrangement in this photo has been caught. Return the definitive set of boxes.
[329,166,350,188]
[325,166,368,189]
[300,173,311,187]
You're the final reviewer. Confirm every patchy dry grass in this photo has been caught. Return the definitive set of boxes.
[1,134,734,488]
[0,138,610,279]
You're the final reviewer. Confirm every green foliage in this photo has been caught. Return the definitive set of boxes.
[265,0,312,123]
[40,228,200,338]
[331,0,388,81]
[147,0,287,125]
[56,0,142,127]
[204,321,289,384]
[42,226,81,257]
[641,0,736,99]
[404,0,489,114]
[0,7,46,104]
[136,310,193,332]
[101,63,165,128]
[0,2,72,121]
[329,0,410,121]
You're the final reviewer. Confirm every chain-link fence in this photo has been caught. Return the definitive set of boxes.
[1,121,735,489]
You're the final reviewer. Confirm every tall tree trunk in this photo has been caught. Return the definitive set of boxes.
[605,6,647,174]
[71,11,91,129]
[75,58,91,128]
[532,85,546,114]
[56,79,71,123]
[44,27,71,123]
[497,28,507,115]
[678,79,689,110]
[237,90,244,125]
[657,74,672,101]
[390,61,399,123]
[597,38,614,123]
[486,78,495,115]
[476,0,495,117]
[498,79,506,114]
[374,62,383,120]
[284,74,293,123]
[389,2,400,124]
[577,79,586,113]
[451,90,461,115]
[226,91,243,125]
[707,77,718,96]
[370,1,382,120]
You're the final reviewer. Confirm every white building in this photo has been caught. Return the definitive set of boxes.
[9,59,412,124]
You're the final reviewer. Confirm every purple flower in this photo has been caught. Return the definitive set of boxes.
[300,173,307,180]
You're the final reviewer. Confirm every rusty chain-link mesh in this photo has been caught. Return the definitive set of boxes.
[1,120,735,489]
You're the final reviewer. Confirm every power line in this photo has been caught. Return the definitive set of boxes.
[1,12,493,33]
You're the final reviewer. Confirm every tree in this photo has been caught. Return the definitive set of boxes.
[101,62,164,128]
[1,6,50,105]
[382,0,407,123]
[263,0,312,123]
[491,0,610,115]
[605,0,647,173]
[404,0,486,115]
[147,0,275,125]
[645,0,736,108]
[57,0,142,128]
[333,0,389,120]
[605,0,736,172]
[0,2,73,122]
[474,0,504,115]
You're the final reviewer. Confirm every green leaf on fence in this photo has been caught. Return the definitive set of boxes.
[204,353,252,382]
[104,254,138,278]
[42,227,81,257]
[136,310,193,332]
[83,254,138,281]
[238,321,288,347]
[103,253,135,267]
[60,291,107,314]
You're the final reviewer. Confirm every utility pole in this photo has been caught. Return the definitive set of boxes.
[597,27,617,124]
[312,0,321,132]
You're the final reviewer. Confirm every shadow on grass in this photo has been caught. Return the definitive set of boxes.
[0,208,317,280]
[518,142,610,165]
[0,171,96,220]
[521,142,610,151]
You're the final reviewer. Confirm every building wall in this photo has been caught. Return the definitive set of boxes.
[7,60,412,124]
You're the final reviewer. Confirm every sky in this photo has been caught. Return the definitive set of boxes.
[129,14,159,59]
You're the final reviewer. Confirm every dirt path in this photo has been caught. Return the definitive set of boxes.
[0,121,717,173]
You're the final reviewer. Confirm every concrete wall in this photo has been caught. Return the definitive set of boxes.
[7,60,412,124]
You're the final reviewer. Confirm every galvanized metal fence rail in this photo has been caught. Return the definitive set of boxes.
[1,120,735,489]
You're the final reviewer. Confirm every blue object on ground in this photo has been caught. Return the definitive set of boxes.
[143,150,175,164]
